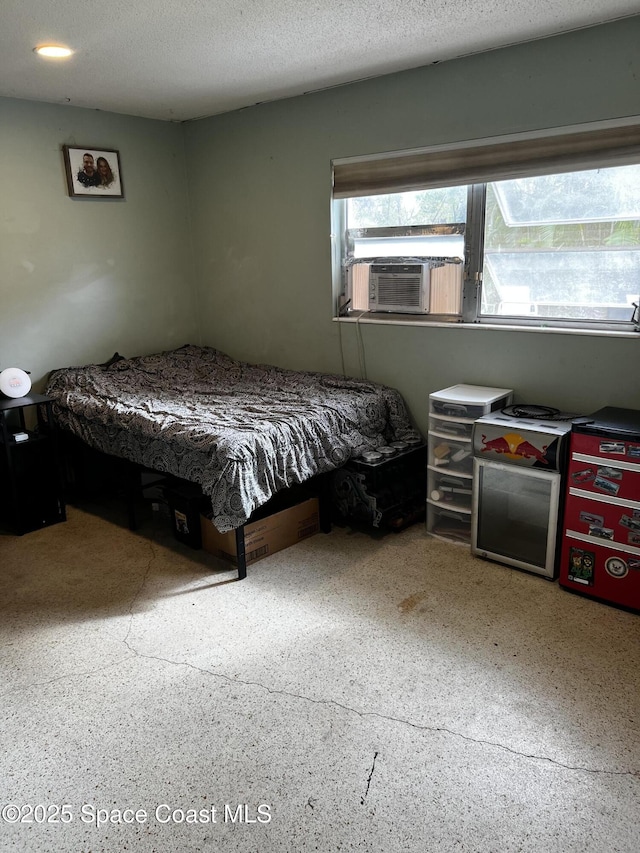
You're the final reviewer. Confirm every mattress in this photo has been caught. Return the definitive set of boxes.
[46,345,419,532]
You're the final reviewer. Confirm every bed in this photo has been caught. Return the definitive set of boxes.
[45,344,420,573]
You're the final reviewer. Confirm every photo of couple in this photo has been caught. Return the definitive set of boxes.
[63,145,124,198]
[77,152,115,188]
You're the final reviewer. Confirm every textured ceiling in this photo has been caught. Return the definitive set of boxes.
[1,0,638,122]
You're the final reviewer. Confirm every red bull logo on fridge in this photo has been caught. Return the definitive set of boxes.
[481,432,550,465]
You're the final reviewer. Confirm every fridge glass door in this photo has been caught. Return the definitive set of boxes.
[474,460,560,575]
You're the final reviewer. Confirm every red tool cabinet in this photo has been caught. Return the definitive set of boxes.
[559,407,640,611]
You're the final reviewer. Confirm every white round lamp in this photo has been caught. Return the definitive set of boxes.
[0,368,32,398]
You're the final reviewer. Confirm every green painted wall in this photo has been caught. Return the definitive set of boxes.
[0,97,198,391]
[184,18,640,434]
[1,20,639,435]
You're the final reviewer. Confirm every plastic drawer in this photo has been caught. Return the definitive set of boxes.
[428,506,471,542]
[429,400,492,419]
[429,471,473,511]
[429,414,474,441]
[428,433,473,476]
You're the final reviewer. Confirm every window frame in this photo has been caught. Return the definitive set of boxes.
[331,119,640,336]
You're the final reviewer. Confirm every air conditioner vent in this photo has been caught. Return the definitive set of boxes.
[369,263,430,313]
[376,275,422,307]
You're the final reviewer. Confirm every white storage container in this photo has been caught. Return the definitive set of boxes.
[427,384,513,544]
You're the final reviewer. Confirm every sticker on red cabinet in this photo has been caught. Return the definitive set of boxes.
[597,466,623,480]
[620,514,640,534]
[593,476,620,496]
[572,467,596,485]
[568,547,595,586]
[599,441,626,454]
[589,525,614,540]
[605,556,628,579]
[579,510,604,527]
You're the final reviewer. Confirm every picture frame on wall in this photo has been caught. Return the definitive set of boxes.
[62,145,124,199]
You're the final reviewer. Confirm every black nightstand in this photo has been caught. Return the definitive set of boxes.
[0,393,66,534]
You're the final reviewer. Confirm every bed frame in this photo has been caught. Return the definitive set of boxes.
[46,346,417,577]
[59,431,331,579]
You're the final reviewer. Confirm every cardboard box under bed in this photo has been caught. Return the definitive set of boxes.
[201,496,320,567]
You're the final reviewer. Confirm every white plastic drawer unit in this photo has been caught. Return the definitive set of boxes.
[426,384,513,544]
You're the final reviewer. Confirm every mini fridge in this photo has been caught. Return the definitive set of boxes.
[471,413,572,578]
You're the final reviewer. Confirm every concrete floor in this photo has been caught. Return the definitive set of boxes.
[1,503,639,853]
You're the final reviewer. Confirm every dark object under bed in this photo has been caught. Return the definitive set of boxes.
[45,344,419,577]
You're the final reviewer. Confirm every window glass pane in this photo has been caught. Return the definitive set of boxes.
[484,251,639,320]
[482,167,640,322]
[347,187,467,228]
[492,165,640,225]
[347,187,467,260]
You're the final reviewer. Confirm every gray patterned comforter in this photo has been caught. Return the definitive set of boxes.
[46,345,418,532]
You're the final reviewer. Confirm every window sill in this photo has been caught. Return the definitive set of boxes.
[333,315,639,338]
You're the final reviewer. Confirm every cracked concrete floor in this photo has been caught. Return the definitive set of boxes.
[1,502,639,852]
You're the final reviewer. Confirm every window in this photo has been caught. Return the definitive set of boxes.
[483,168,640,323]
[344,187,467,316]
[332,122,640,333]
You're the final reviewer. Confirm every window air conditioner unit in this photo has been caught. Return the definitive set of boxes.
[368,263,431,314]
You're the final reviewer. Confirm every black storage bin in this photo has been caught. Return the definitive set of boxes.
[332,443,427,531]
[164,478,205,549]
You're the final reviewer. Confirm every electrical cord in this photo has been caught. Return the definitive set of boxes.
[501,404,584,421]
[355,311,367,379]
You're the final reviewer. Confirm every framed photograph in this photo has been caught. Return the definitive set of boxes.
[62,146,124,199]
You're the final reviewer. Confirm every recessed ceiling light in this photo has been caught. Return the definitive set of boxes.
[34,45,74,58]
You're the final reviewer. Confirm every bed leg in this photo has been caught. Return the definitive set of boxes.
[123,462,140,531]
[318,472,333,533]
[235,525,247,580]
